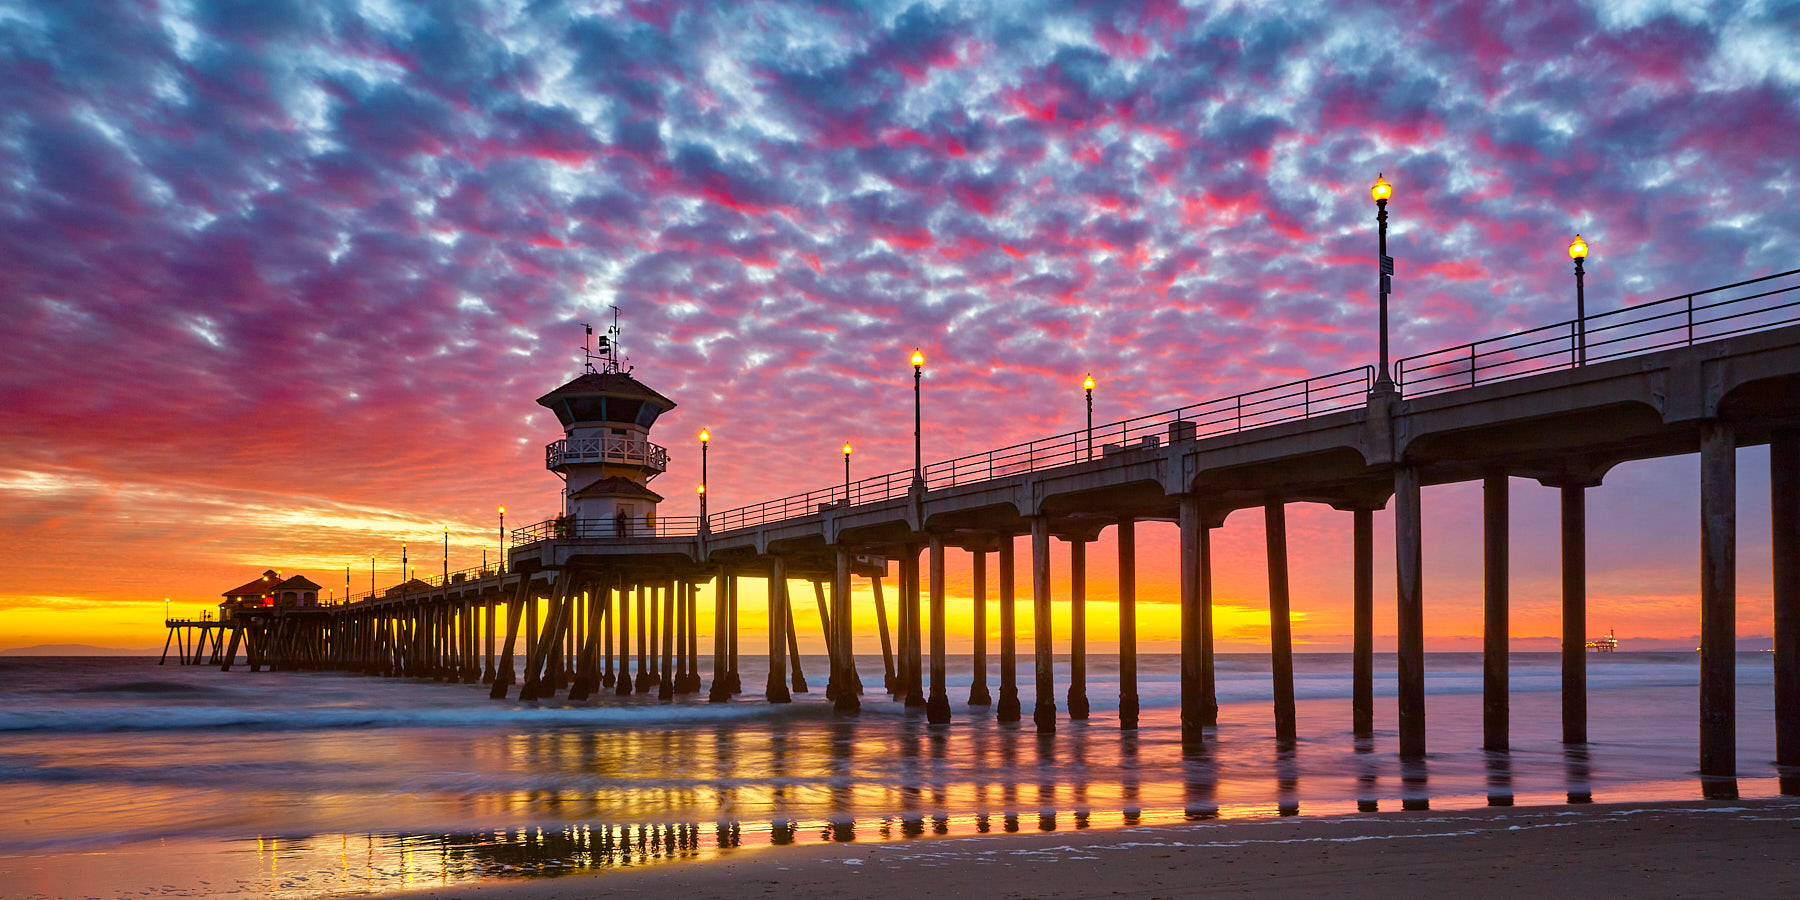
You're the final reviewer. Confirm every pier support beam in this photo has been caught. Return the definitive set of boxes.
[1774,428,1800,782]
[786,594,808,693]
[1031,516,1057,733]
[1483,474,1510,752]
[1395,465,1427,758]
[903,544,925,707]
[969,548,992,706]
[1179,499,1220,729]
[1119,518,1139,729]
[927,535,951,723]
[1562,484,1588,745]
[617,582,635,696]
[835,547,861,715]
[660,580,677,700]
[1700,421,1736,778]
[998,536,1020,722]
[1353,507,1374,737]
[708,570,728,701]
[635,584,651,693]
[767,558,792,703]
[1067,538,1090,720]
[874,575,896,694]
[1266,502,1296,745]
[727,574,742,693]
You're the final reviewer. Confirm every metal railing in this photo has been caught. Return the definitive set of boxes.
[340,563,503,606]
[923,367,1374,491]
[546,436,668,472]
[511,514,702,546]
[705,366,1374,531]
[707,469,917,531]
[1396,269,1800,396]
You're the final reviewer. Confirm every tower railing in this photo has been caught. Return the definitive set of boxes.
[546,436,669,473]
[510,514,702,546]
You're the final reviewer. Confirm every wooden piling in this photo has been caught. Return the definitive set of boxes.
[616,581,635,696]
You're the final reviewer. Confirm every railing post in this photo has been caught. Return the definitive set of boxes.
[1304,380,1311,417]
[1236,395,1243,431]
[1687,294,1695,344]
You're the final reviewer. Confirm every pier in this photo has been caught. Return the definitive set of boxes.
[177,267,1800,794]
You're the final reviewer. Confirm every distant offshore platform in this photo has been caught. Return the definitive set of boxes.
[166,265,1800,794]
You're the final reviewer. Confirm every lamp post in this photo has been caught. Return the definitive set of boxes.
[843,442,853,504]
[1083,373,1095,460]
[483,545,488,574]
[370,555,375,597]
[497,507,505,574]
[912,349,925,488]
[442,526,448,585]
[1371,173,1395,390]
[1569,234,1589,366]
[699,428,710,528]
[345,564,350,604]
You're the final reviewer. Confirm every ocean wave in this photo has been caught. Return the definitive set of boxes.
[0,700,828,734]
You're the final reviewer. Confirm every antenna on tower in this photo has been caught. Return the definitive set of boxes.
[581,309,627,374]
[609,306,630,374]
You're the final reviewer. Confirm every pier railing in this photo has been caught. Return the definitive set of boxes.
[923,366,1374,490]
[705,366,1374,530]
[340,563,503,606]
[1396,268,1800,396]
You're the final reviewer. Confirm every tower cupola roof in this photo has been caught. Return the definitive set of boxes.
[536,371,677,429]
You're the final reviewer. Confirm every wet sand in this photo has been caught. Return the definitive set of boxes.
[391,798,1800,899]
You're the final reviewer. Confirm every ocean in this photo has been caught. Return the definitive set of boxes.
[0,651,1785,897]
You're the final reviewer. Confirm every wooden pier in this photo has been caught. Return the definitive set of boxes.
[172,268,1800,795]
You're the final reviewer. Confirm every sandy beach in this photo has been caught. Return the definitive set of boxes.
[387,798,1800,899]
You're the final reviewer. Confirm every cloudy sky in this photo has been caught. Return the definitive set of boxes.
[2,0,1796,652]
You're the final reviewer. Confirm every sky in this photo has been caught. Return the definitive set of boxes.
[2,0,1797,654]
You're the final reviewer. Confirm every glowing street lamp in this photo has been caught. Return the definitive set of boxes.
[1569,234,1590,366]
[843,442,853,504]
[1371,173,1395,390]
[699,428,710,528]
[911,349,925,488]
[1083,373,1096,460]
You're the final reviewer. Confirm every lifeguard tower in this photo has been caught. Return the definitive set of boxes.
[536,316,675,538]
